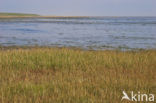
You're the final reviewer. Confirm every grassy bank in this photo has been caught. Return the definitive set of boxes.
[0,47,155,103]
[0,12,88,18]
[0,12,39,18]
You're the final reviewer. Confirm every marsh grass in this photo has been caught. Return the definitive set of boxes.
[0,47,156,103]
[0,12,39,18]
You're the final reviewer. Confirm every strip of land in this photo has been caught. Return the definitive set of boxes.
[0,12,155,19]
[0,47,155,103]
[0,12,91,18]
[0,12,39,18]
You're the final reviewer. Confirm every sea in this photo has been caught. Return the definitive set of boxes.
[0,17,156,50]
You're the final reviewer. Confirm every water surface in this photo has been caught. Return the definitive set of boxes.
[0,17,156,50]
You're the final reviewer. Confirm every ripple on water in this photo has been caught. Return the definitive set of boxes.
[0,17,156,50]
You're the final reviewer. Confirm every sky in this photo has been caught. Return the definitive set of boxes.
[0,0,156,16]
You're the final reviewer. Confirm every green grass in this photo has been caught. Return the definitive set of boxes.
[0,12,39,17]
[0,47,155,103]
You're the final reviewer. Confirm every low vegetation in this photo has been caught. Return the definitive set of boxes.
[0,12,39,18]
[0,47,155,103]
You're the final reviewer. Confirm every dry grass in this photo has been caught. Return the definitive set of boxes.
[0,47,156,103]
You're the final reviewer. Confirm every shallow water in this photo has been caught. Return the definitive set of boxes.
[0,17,156,50]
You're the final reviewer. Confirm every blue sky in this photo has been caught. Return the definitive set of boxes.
[0,0,156,16]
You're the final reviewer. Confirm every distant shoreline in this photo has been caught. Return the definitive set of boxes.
[0,16,91,19]
[0,13,156,19]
